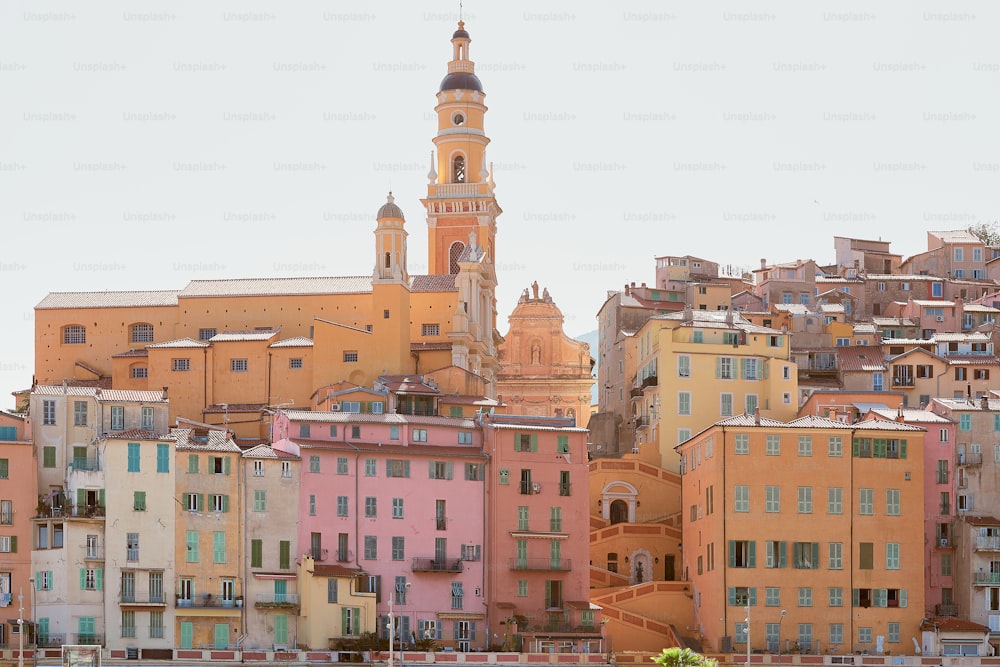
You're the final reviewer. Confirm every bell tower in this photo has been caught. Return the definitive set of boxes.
[422,21,502,277]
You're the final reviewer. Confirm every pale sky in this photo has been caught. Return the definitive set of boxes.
[1,0,998,408]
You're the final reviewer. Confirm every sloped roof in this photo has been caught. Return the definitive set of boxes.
[36,290,180,309]
[835,347,886,372]
[410,274,458,292]
[209,330,278,342]
[269,337,314,348]
[920,616,990,633]
[179,276,371,297]
[103,429,173,441]
[147,338,210,349]
[31,386,168,403]
[242,444,300,460]
[868,408,951,424]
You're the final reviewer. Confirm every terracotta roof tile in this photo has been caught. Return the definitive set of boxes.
[242,444,300,460]
[112,349,148,358]
[103,429,173,441]
[179,276,371,297]
[410,274,457,292]
[269,337,314,348]
[209,330,279,342]
[36,290,180,309]
[147,338,209,349]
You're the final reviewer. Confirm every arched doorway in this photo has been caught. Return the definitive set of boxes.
[609,499,628,525]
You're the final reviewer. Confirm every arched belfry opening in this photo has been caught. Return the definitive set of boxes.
[449,242,466,275]
[453,155,466,183]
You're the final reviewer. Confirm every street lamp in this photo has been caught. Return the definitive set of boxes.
[387,582,411,667]
[17,586,24,667]
[745,604,750,667]
[777,610,787,663]
[28,577,35,667]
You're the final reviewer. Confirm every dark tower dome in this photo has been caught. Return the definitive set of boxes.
[439,71,483,93]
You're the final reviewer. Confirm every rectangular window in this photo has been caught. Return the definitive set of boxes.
[859,627,872,644]
[797,487,812,513]
[337,496,348,517]
[343,351,358,363]
[42,400,56,425]
[365,497,377,518]
[766,435,780,456]
[517,580,528,597]
[156,443,169,473]
[299,424,311,438]
[392,498,404,519]
[793,542,819,569]
[729,540,755,568]
[328,579,339,603]
[798,587,813,607]
[133,492,146,511]
[429,461,452,480]
[130,366,148,379]
[678,392,691,415]
[421,323,440,336]
[211,494,227,512]
[829,587,843,607]
[289,357,303,369]
[734,434,749,455]
[254,490,266,512]
[337,457,348,474]
[829,542,843,569]
[887,622,900,644]
[251,540,262,567]
[798,436,812,456]
[937,460,949,484]
[186,531,199,562]
[74,401,88,426]
[886,489,901,515]
[458,431,473,444]
[126,442,140,472]
[141,406,154,430]
[386,459,409,478]
[364,536,377,560]
[720,393,733,417]
[365,458,376,476]
[465,463,484,480]
[309,455,320,473]
[886,542,900,569]
[678,355,691,377]
[172,358,190,372]
[43,446,56,468]
[859,542,873,569]
[392,536,405,561]
[126,533,139,561]
[188,455,199,473]
[734,485,749,512]
[231,359,248,372]
[765,486,780,513]
[828,487,843,514]
[198,328,217,341]
[859,488,874,515]
[765,587,780,607]
[765,541,785,568]
[213,531,226,563]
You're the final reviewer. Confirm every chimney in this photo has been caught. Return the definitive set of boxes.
[62,379,68,395]
[754,407,761,426]
[162,386,169,398]
[760,258,767,269]
[982,395,989,410]
[896,406,905,423]
[624,283,630,296]
[827,409,836,420]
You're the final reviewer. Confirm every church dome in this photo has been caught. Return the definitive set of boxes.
[439,71,483,93]
[453,26,470,39]
[377,193,404,220]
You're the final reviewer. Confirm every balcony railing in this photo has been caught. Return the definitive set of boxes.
[974,572,1000,586]
[891,377,914,387]
[176,594,239,608]
[958,452,983,466]
[72,633,104,646]
[335,549,353,563]
[256,593,299,607]
[84,547,104,560]
[411,557,464,573]
[978,537,1000,551]
[936,603,959,617]
[427,182,490,199]
[509,558,572,571]
[310,548,329,562]
[120,593,166,605]
[37,634,66,648]
[69,459,101,472]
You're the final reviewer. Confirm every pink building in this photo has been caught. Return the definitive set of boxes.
[482,415,601,653]
[865,408,956,615]
[272,407,489,650]
[0,410,36,643]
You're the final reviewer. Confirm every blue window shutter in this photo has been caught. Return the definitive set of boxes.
[749,588,757,606]
[728,540,736,567]
[900,589,907,608]
[728,587,736,605]
[748,541,756,568]
[779,541,786,568]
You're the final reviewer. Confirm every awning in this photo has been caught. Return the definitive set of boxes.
[436,612,486,620]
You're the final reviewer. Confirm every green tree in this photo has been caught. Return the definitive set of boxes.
[652,647,717,667]
[968,222,1000,245]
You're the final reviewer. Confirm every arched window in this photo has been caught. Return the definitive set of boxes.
[449,242,466,275]
[130,323,154,343]
[452,155,466,183]
[385,252,391,269]
[63,325,86,344]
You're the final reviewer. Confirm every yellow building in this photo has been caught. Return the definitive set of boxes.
[678,415,926,655]
[296,556,377,652]
[634,309,798,471]
[33,22,503,436]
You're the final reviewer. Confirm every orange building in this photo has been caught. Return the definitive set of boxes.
[33,23,502,436]
[678,415,925,655]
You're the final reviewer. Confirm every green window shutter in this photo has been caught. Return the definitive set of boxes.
[280,541,290,569]
[251,539,262,568]
[197,494,205,511]
[80,568,85,589]
[852,588,859,607]
[728,587,736,605]
[34,574,40,591]
[224,456,231,475]
[77,489,86,506]
[793,542,801,568]
[748,541,756,568]
[403,461,409,477]
[778,541,786,568]
[852,439,860,457]
[180,622,193,649]
[728,540,736,567]
[900,589,907,607]
[812,542,820,567]
[341,607,349,633]
[531,435,538,452]
[749,588,757,606]
[715,358,721,378]
[429,461,435,478]
[514,434,521,452]
[900,440,907,459]
[446,462,453,479]
[762,359,768,378]
[223,495,230,513]
[208,455,215,471]
[9,536,15,553]
[182,493,190,507]
[99,489,105,507]
[96,569,102,590]
[189,455,198,473]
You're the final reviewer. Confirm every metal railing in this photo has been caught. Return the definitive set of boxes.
[256,593,298,605]
[411,557,464,573]
[509,558,572,571]
[977,536,1000,551]
[974,572,1000,585]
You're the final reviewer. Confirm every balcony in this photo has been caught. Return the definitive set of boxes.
[509,558,572,572]
[891,377,914,387]
[977,537,1000,551]
[37,634,66,648]
[426,182,491,199]
[72,633,104,646]
[255,593,299,608]
[936,603,959,617]
[974,572,1000,586]
[120,593,166,606]
[69,459,101,472]
[335,549,353,563]
[176,594,239,609]
[411,557,464,573]
[84,547,104,560]
[958,452,983,466]
[310,548,329,562]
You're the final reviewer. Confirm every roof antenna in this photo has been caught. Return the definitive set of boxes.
[459,0,463,21]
